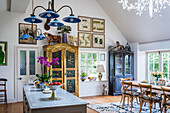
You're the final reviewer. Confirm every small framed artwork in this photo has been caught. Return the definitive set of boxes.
[0,41,7,66]
[19,23,37,45]
[92,34,105,49]
[78,32,92,48]
[78,16,91,32]
[100,53,105,61]
[92,18,105,33]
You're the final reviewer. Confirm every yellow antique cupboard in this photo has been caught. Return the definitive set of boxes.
[43,43,79,96]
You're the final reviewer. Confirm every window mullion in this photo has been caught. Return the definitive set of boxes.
[159,52,162,78]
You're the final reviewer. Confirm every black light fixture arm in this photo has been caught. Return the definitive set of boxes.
[34,28,42,36]
[37,28,43,34]
[32,6,47,15]
[55,5,74,15]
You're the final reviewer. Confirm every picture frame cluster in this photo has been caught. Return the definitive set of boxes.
[78,16,105,49]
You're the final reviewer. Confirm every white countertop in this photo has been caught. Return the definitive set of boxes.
[24,85,89,109]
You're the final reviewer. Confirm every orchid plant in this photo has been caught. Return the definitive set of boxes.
[34,56,59,83]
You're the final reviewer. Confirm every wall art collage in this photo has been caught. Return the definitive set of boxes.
[78,16,105,49]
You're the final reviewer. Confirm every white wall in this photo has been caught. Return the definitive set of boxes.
[140,40,170,51]
[0,0,127,102]
[130,43,139,80]
[138,51,147,81]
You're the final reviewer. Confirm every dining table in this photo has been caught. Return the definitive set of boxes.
[130,81,170,94]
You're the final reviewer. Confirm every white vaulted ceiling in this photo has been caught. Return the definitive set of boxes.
[96,0,170,43]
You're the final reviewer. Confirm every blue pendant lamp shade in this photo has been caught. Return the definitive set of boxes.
[39,9,59,19]
[48,19,64,27]
[19,34,31,40]
[63,14,81,23]
[24,14,42,23]
[35,34,46,40]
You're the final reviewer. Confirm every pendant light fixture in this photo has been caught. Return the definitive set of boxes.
[63,14,81,23]
[34,28,46,40]
[23,0,81,30]
[24,14,42,23]
[48,19,64,27]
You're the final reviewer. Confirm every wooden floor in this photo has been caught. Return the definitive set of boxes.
[0,95,121,113]
[82,95,121,113]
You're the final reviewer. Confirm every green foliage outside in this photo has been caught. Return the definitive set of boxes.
[149,53,170,79]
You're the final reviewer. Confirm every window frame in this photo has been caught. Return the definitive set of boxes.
[147,50,170,81]
[79,51,107,80]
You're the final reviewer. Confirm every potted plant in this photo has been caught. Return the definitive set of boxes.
[152,71,163,85]
[57,25,72,43]
[34,56,59,89]
[80,72,88,81]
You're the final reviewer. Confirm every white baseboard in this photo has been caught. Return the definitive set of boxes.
[7,99,17,103]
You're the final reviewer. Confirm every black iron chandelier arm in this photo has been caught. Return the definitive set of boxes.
[35,28,42,35]
[32,6,47,15]
[55,5,73,15]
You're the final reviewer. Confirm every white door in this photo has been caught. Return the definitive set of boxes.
[17,47,38,102]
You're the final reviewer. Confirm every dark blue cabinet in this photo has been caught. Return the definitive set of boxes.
[108,50,134,96]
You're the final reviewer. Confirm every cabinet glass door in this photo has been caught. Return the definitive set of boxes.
[115,54,123,76]
[125,54,132,75]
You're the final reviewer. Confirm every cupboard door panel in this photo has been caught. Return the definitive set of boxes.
[66,70,75,77]
[52,51,62,68]
[66,51,75,68]
[66,79,75,93]
[52,71,62,78]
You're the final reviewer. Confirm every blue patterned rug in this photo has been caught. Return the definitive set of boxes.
[88,101,170,113]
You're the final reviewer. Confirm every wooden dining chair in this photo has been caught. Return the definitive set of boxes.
[120,78,138,103]
[140,80,157,107]
[0,78,7,105]
[161,86,170,113]
[139,83,162,113]
[120,78,131,103]
[121,81,140,112]
[159,79,166,86]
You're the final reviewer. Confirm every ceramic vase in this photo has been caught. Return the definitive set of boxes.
[62,33,67,43]
[81,77,86,81]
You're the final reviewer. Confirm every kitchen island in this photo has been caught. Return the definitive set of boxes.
[23,85,88,113]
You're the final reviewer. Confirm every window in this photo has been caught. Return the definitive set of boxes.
[19,49,37,76]
[148,51,170,80]
[79,52,106,79]
[148,53,159,80]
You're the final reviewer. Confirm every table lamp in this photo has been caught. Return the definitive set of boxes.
[96,64,105,81]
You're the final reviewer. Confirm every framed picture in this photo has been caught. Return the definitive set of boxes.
[92,18,105,33]
[100,53,105,61]
[67,35,78,46]
[78,16,91,32]
[19,23,37,45]
[0,41,7,66]
[78,32,92,48]
[92,34,105,49]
